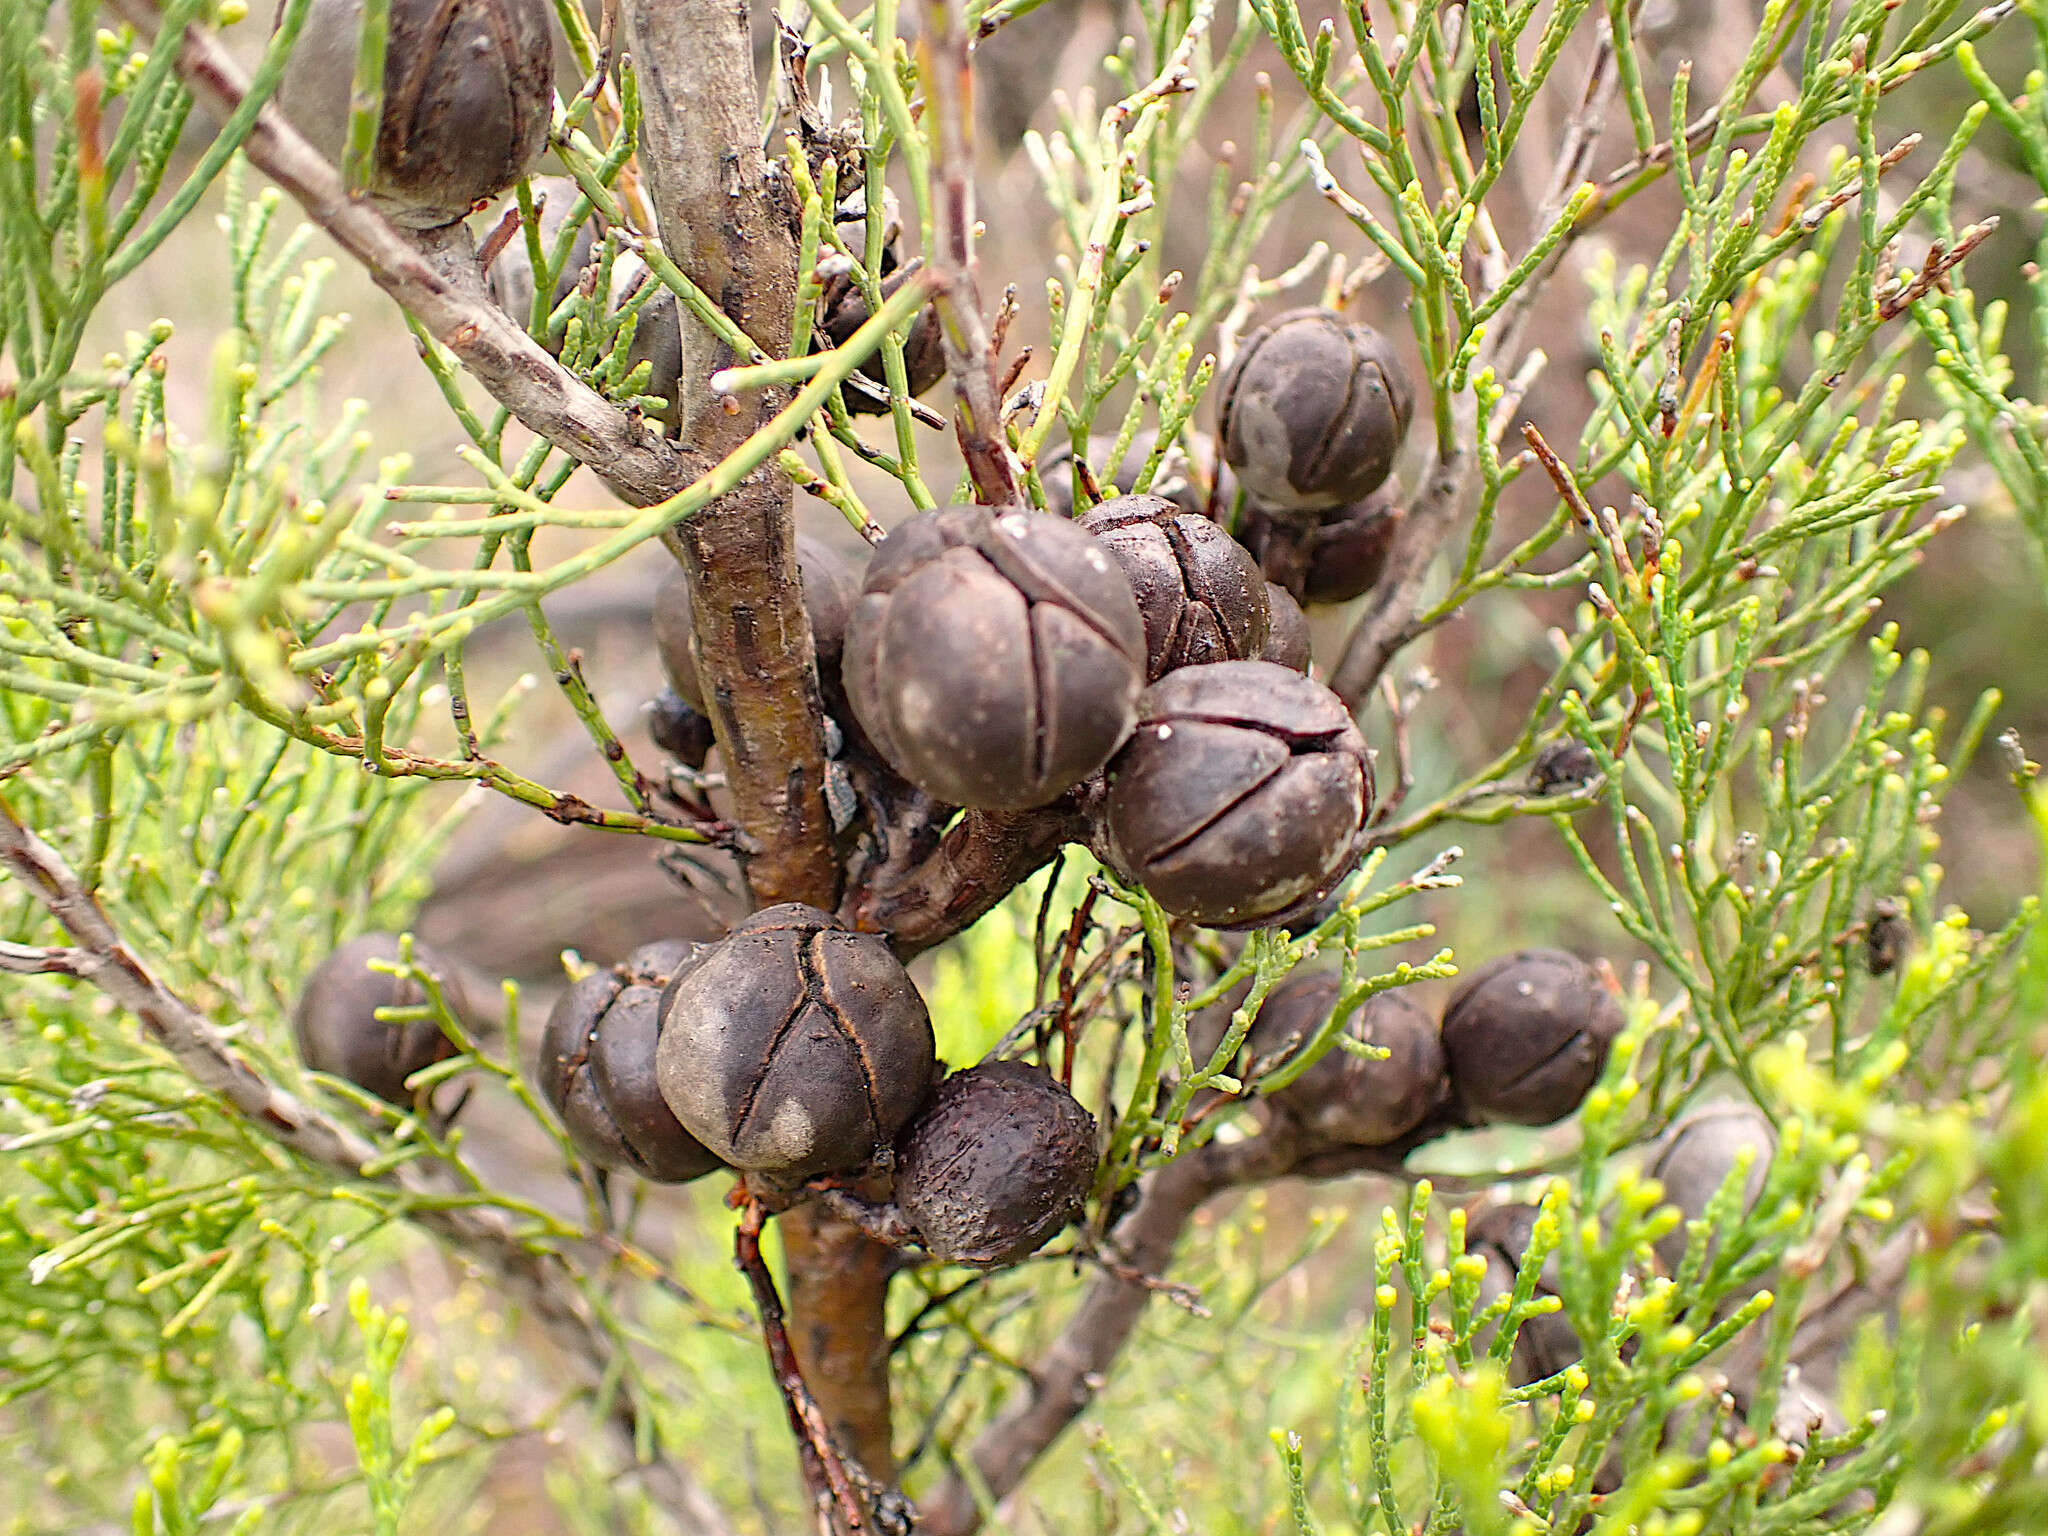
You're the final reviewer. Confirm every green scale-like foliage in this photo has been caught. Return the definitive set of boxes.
[4,0,2048,1528]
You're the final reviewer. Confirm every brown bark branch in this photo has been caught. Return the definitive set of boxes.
[0,793,733,1535]
[620,0,887,1495]
[105,0,704,507]
[779,1201,901,1483]
[847,806,1082,959]
[623,0,841,914]
[118,0,879,1509]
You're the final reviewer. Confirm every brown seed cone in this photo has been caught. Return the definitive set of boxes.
[274,0,553,230]
[895,1060,1097,1267]
[822,268,947,411]
[1259,582,1313,672]
[1440,949,1624,1125]
[293,932,470,1106]
[844,507,1146,810]
[646,687,717,769]
[1241,489,1404,606]
[1215,308,1412,512]
[1468,1203,1583,1387]
[1080,495,1270,679]
[654,905,935,1180]
[537,940,724,1183]
[1103,661,1372,928]
[1243,971,1448,1147]
[1647,1099,1775,1273]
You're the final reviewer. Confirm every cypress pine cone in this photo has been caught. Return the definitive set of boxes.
[1080,494,1270,679]
[274,0,553,230]
[1440,950,1623,1126]
[1103,661,1372,928]
[1469,1203,1582,1386]
[293,932,470,1106]
[1243,971,1447,1147]
[1260,582,1312,672]
[894,1060,1097,1266]
[537,941,724,1183]
[1215,308,1412,512]
[844,507,1146,810]
[653,905,936,1180]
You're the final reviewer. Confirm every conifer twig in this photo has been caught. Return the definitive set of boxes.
[922,0,1021,505]
[103,0,704,509]
[1328,30,1622,706]
[736,1200,873,1536]
[0,793,736,1536]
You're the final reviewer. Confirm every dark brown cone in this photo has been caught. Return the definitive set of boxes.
[844,508,1146,810]
[293,932,469,1106]
[1243,971,1448,1147]
[1260,583,1312,672]
[1647,1100,1775,1273]
[1215,308,1412,512]
[653,905,936,1180]
[822,268,947,411]
[1440,949,1623,1125]
[1103,661,1372,928]
[895,1060,1096,1266]
[1241,490,1404,606]
[1080,495,1270,679]
[1469,1204,1582,1386]
[536,941,724,1182]
[274,0,553,230]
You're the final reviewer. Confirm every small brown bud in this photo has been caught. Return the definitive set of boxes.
[1529,740,1601,794]
[1863,899,1910,976]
